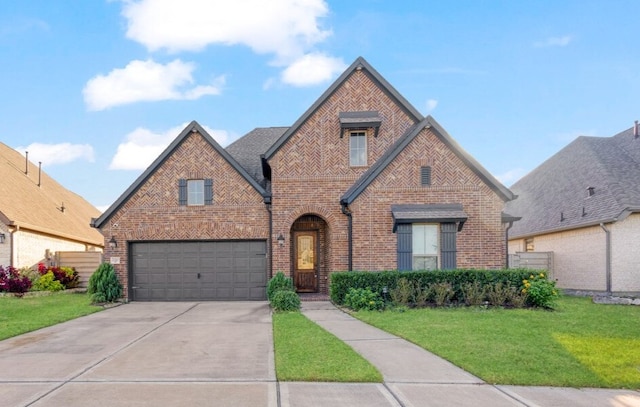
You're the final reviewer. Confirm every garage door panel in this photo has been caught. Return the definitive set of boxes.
[131,241,266,301]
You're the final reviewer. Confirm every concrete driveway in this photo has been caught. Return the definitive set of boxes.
[0,302,277,407]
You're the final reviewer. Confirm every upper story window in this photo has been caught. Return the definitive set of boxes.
[188,180,204,205]
[179,179,213,206]
[350,132,367,166]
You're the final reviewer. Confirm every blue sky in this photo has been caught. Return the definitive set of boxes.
[1,1,639,211]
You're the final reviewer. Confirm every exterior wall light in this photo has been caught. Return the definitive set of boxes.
[0,233,5,244]
[277,233,285,247]
[109,236,117,249]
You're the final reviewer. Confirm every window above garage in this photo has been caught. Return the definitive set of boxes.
[179,179,213,206]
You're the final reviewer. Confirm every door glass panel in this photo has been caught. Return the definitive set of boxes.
[297,235,314,269]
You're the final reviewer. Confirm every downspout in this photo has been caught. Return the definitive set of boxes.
[505,221,514,268]
[266,198,273,279]
[340,203,353,271]
[599,223,611,294]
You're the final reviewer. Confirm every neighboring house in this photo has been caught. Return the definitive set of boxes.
[506,124,640,295]
[0,143,104,269]
[92,57,516,301]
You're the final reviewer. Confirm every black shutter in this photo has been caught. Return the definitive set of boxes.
[178,179,187,205]
[396,223,412,271]
[420,166,431,186]
[204,179,213,205]
[440,222,457,269]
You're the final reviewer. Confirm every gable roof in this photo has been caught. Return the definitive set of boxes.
[506,125,640,238]
[263,56,424,160]
[341,116,516,205]
[0,142,103,246]
[226,126,288,186]
[92,121,269,228]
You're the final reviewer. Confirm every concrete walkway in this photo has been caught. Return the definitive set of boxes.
[1,301,639,406]
[296,301,640,407]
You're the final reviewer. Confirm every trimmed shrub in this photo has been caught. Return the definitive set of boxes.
[344,287,384,311]
[330,269,535,306]
[431,282,454,306]
[271,290,301,312]
[32,271,64,292]
[87,263,122,303]
[267,271,294,302]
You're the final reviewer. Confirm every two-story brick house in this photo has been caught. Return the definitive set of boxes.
[92,57,516,301]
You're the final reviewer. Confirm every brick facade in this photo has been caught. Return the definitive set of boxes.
[99,132,269,297]
[95,57,512,299]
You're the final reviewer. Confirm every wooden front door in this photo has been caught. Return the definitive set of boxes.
[294,231,318,292]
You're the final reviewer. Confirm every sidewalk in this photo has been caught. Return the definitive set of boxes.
[285,301,640,407]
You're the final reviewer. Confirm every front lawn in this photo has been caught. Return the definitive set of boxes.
[354,296,640,389]
[0,292,103,341]
[273,311,382,382]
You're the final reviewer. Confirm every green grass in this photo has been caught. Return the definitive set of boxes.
[0,292,103,340]
[355,296,640,389]
[273,311,382,382]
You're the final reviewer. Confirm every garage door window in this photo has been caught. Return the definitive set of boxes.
[179,179,213,206]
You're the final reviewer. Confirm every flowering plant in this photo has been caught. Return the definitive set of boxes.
[522,272,558,309]
[0,265,32,294]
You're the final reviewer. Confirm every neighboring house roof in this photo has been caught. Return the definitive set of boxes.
[341,116,516,205]
[225,126,288,187]
[0,142,103,246]
[92,121,269,228]
[263,56,424,160]
[506,126,640,238]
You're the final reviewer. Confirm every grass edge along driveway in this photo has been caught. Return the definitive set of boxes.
[0,292,103,341]
[273,311,382,382]
[354,296,640,389]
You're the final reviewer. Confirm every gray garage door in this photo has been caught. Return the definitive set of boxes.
[130,241,267,301]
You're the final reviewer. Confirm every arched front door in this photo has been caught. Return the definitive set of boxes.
[291,214,327,293]
[293,231,318,292]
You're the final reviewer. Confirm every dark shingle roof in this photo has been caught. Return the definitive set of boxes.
[506,126,640,238]
[225,127,288,186]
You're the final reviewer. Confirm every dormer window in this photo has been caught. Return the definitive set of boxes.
[350,132,367,166]
[586,186,595,197]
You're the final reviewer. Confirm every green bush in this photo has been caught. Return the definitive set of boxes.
[87,263,122,303]
[462,281,486,306]
[344,287,384,311]
[522,272,559,309]
[32,271,64,292]
[271,290,301,312]
[267,271,294,302]
[389,277,412,306]
[487,282,510,307]
[431,282,454,306]
[330,269,535,306]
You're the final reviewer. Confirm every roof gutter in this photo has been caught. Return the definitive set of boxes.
[599,223,612,294]
[340,202,353,272]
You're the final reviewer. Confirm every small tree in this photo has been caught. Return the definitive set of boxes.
[87,263,122,303]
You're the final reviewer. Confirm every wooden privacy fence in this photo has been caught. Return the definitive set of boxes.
[55,251,103,288]
[509,251,554,276]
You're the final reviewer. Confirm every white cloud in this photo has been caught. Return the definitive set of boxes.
[109,123,229,170]
[16,143,94,166]
[497,168,529,186]
[533,35,573,48]
[281,53,347,86]
[120,0,331,63]
[83,59,224,111]
[425,99,438,113]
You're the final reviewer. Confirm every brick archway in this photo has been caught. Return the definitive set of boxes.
[290,214,329,294]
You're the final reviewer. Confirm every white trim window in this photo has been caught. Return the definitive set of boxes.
[412,224,439,270]
[187,179,205,206]
[349,131,367,166]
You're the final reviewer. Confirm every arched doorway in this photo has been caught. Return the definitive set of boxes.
[290,214,328,293]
